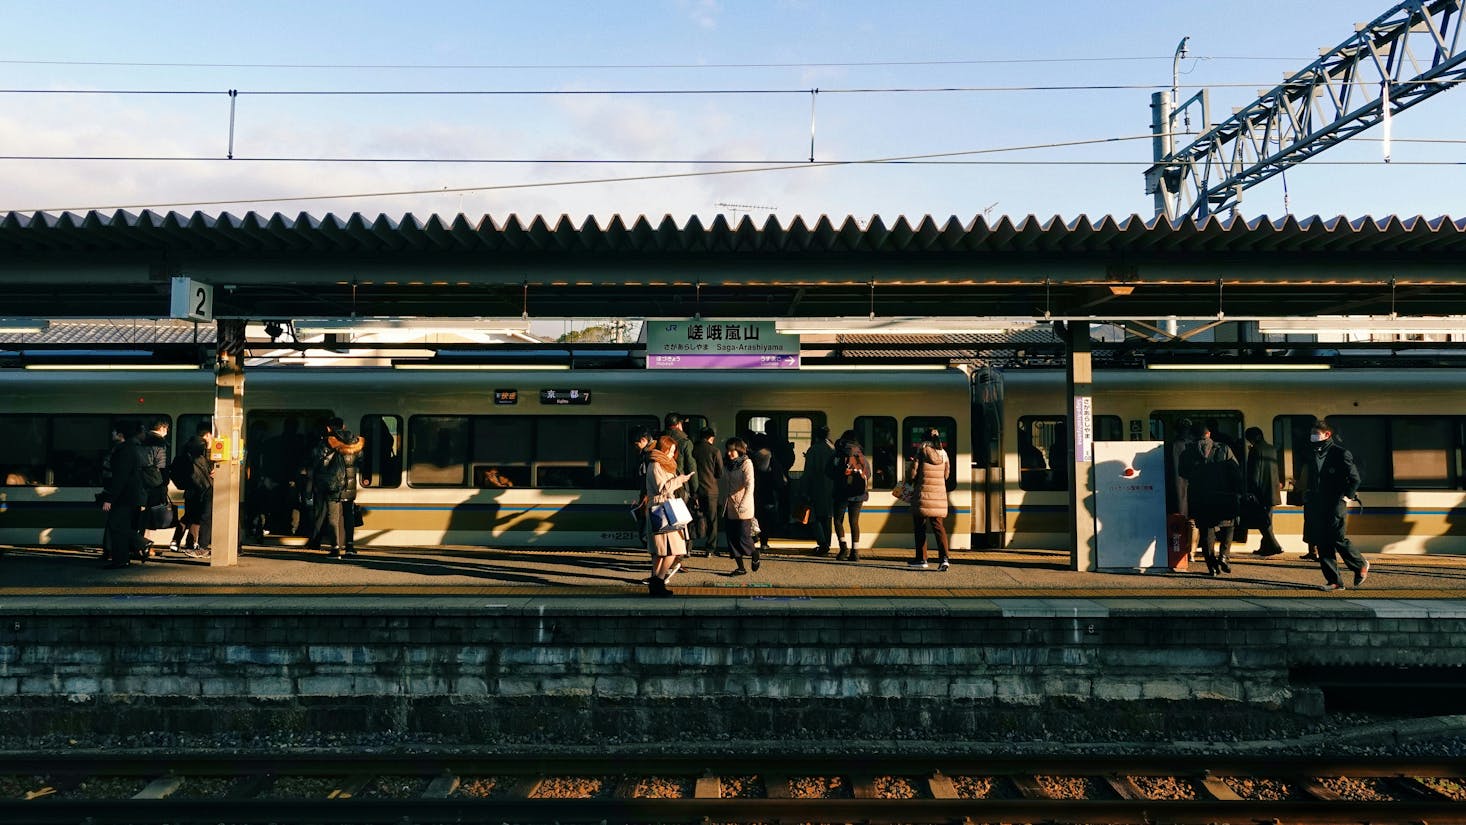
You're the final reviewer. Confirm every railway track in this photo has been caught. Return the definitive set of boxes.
[1,754,1464,823]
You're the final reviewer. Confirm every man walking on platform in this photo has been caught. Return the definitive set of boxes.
[1300,419,1366,591]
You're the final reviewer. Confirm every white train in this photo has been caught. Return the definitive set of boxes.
[1,366,1461,554]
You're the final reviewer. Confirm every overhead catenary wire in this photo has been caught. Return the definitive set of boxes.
[7,79,1465,95]
[0,55,1317,71]
[0,135,1457,166]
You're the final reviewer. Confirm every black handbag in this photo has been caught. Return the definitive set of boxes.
[144,501,175,530]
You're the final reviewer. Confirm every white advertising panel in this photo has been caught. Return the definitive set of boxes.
[1093,441,1168,572]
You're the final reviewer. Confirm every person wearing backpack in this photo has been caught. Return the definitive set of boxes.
[907,427,953,571]
[802,425,835,557]
[830,430,872,562]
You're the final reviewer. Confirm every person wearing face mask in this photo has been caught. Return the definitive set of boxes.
[1179,422,1243,576]
[1298,419,1365,591]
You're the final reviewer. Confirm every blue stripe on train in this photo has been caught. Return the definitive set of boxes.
[4,500,969,515]
[1005,505,1466,516]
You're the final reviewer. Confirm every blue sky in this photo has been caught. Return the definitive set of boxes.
[0,1,1458,222]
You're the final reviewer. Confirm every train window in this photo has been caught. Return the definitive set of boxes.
[1017,416,1063,492]
[1095,415,1124,442]
[1391,418,1455,489]
[666,413,708,440]
[358,415,403,489]
[409,416,470,487]
[597,416,659,489]
[177,414,213,458]
[1330,415,1457,491]
[1017,415,1127,492]
[49,415,114,487]
[1278,414,1461,493]
[735,410,827,479]
[850,416,897,490]
[786,416,815,474]
[903,416,957,492]
[1273,415,1315,504]
[0,414,173,487]
[411,414,660,489]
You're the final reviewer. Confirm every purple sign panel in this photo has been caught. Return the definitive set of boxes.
[648,353,800,370]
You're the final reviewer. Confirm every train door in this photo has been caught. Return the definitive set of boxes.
[736,409,826,538]
[244,408,333,540]
[971,367,1005,548]
[1149,409,1245,516]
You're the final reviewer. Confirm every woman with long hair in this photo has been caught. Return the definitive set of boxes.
[644,434,693,596]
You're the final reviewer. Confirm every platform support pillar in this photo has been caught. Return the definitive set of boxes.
[210,319,246,567]
[1063,320,1097,572]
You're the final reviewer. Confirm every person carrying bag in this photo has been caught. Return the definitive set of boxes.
[644,435,693,597]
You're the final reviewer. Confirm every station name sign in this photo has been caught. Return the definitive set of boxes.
[646,320,800,370]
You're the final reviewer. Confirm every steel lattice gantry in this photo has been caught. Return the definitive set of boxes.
[1148,0,1466,220]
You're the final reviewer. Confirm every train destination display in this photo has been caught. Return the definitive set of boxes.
[647,320,800,370]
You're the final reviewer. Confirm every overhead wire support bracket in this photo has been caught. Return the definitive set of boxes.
[1147,0,1466,220]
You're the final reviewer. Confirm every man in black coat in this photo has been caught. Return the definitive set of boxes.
[1299,419,1366,591]
[1240,427,1284,557]
[690,427,723,555]
[100,428,147,569]
[306,418,364,558]
[1180,422,1243,576]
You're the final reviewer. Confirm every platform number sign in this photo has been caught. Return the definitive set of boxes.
[169,276,215,322]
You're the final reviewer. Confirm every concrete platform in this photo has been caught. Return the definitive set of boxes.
[3,541,1465,599]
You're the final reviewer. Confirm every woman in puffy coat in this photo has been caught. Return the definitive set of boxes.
[907,427,952,571]
[720,437,758,576]
[645,434,693,596]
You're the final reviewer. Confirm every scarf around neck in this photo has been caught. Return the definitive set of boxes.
[649,448,677,474]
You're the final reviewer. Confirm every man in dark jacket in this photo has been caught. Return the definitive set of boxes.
[1241,427,1284,557]
[803,424,836,556]
[136,416,171,559]
[100,427,148,569]
[1300,419,1366,591]
[690,427,723,555]
[306,418,364,558]
[179,421,215,557]
[1180,422,1243,576]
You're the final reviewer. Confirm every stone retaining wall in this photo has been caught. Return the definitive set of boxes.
[0,604,1460,741]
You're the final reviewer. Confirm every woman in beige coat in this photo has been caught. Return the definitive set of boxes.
[907,427,952,571]
[720,437,758,575]
[645,434,693,596]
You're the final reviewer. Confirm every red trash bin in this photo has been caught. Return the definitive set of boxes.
[1166,513,1194,571]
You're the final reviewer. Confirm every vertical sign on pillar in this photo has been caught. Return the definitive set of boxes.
[1073,395,1093,463]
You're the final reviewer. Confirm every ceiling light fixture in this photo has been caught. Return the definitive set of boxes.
[1256,316,1466,335]
[775,317,1035,335]
[0,318,49,334]
[295,317,532,336]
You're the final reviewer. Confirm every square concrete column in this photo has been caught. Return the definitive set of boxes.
[1064,320,1097,572]
[210,319,245,567]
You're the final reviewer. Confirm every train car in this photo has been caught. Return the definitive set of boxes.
[0,367,979,550]
[1003,368,1466,555]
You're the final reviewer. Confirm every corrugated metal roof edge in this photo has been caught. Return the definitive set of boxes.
[3,210,1465,236]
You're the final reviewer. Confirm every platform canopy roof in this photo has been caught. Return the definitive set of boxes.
[2,209,1465,320]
